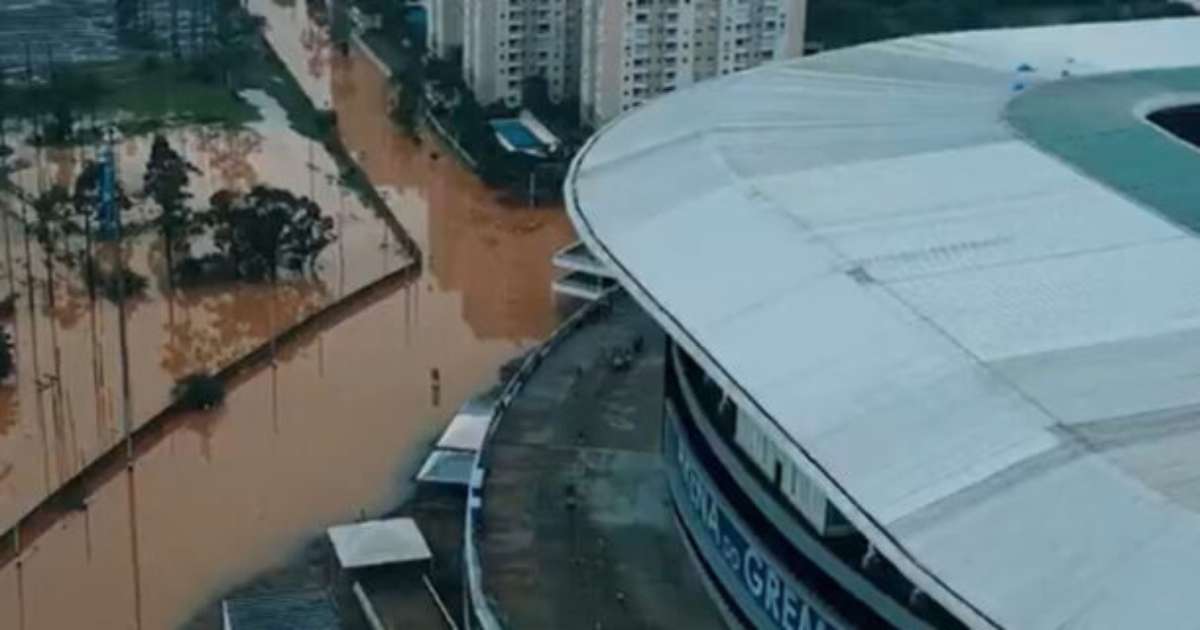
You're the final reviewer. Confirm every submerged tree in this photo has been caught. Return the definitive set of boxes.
[30,186,73,307]
[206,186,336,282]
[172,371,225,410]
[389,45,425,138]
[144,135,199,290]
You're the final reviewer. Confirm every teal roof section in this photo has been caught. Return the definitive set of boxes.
[1007,67,1200,232]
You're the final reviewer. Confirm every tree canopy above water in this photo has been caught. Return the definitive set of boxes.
[144,133,200,289]
[205,186,336,282]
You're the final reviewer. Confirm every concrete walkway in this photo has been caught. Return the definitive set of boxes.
[478,294,726,629]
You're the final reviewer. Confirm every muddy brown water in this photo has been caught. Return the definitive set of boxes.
[0,104,412,539]
[0,5,576,627]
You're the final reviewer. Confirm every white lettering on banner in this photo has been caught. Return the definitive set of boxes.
[766,569,782,620]
[668,411,839,630]
[783,588,800,627]
[745,550,765,597]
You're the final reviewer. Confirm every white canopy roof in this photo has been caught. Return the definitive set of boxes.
[567,17,1200,630]
[327,518,431,569]
[436,396,496,452]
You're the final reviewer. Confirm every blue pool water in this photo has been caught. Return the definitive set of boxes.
[491,120,544,150]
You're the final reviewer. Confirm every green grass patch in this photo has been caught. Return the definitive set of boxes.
[91,59,261,127]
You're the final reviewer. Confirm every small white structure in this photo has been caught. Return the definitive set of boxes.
[552,241,616,301]
[327,518,432,570]
[435,397,494,451]
[417,395,497,486]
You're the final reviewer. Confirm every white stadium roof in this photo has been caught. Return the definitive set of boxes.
[566,17,1200,630]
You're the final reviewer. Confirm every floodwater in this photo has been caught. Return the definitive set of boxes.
[0,3,577,628]
[253,0,335,110]
[0,90,412,538]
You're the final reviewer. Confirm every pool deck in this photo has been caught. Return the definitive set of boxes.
[476,293,727,629]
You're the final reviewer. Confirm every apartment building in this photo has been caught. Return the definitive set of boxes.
[428,0,465,59]
[461,0,583,107]
[580,0,806,125]
[447,0,804,122]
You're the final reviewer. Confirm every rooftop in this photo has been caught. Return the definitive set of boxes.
[222,590,340,630]
[327,518,432,570]
[566,16,1200,630]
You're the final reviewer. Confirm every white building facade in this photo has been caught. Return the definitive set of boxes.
[428,0,465,59]
[451,0,804,121]
[461,0,583,107]
[579,0,807,125]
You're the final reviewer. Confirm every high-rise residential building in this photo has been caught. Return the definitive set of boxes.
[580,0,807,125]
[461,0,583,108]
[449,0,804,123]
[428,0,465,59]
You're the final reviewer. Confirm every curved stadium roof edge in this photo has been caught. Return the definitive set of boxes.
[566,16,1200,630]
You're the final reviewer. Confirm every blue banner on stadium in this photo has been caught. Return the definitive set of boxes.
[666,411,841,630]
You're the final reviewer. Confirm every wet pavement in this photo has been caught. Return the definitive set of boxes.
[0,5,577,628]
[478,293,727,630]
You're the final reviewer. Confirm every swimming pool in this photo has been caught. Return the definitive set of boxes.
[490,119,545,150]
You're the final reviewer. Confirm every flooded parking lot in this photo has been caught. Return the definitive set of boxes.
[0,3,577,627]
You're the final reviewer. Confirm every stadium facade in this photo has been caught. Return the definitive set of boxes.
[565,17,1200,630]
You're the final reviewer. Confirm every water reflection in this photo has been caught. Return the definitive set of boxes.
[192,128,264,192]
[160,278,330,379]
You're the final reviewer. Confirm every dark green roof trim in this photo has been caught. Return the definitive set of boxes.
[1007,66,1200,232]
